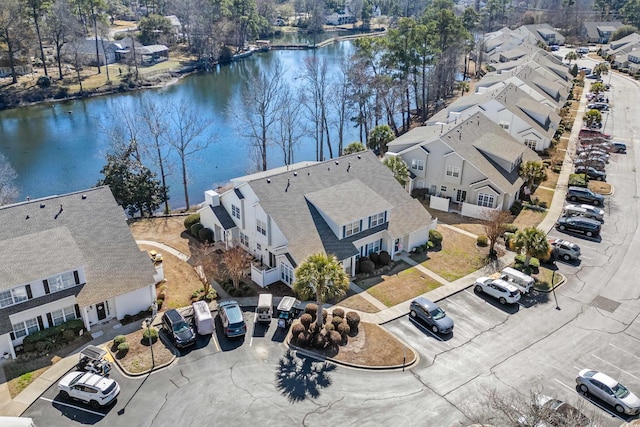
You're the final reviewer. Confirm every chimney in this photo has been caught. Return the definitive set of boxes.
[204,190,220,207]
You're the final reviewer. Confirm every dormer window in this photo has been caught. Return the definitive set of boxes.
[344,220,361,237]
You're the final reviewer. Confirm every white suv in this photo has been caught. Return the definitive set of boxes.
[58,371,120,408]
[474,277,521,305]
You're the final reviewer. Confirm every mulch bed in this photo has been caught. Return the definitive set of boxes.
[108,328,174,374]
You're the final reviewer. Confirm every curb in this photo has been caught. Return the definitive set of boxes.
[532,273,567,294]
[107,336,177,378]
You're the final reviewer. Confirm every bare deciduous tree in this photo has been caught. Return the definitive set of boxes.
[0,154,19,206]
[164,99,214,211]
[300,56,332,161]
[140,97,172,214]
[191,242,221,297]
[224,245,251,290]
[275,85,306,165]
[482,209,513,257]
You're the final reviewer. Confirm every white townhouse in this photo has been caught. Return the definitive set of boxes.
[386,113,541,219]
[0,187,159,358]
[199,151,437,287]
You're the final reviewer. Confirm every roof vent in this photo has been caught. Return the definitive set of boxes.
[293,172,297,177]
[82,194,87,200]
[267,179,271,183]
[328,167,330,171]
[357,155,361,159]
[335,161,339,165]
[308,172,310,176]
[26,196,30,201]
[25,215,30,220]
[40,203,45,208]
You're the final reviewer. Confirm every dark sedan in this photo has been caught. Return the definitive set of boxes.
[556,217,601,238]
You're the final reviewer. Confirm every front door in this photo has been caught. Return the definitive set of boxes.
[456,190,467,203]
[96,302,107,321]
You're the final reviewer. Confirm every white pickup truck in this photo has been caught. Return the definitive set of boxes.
[489,267,534,295]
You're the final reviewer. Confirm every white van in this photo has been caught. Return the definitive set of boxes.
[0,417,37,427]
[500,267,534,295]
[192,300,215,335]
[256,293,273,323]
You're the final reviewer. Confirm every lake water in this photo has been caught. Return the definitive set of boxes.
[0,41,359,208]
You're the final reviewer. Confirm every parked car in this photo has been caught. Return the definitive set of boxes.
[577,146,609,157]
[573,158,606,171]
[564,203,604,221]
[549,238,581,261]
[577,151,608,163]
[610,141,627,153]
[531,395,592,426]
[162,309,196,348]
[550,44,559,51]
[576,369,640,415]
[563,204,604,222]
[566,186,604,206]
[587,102,608,111]
[574,166,607,181]
[409,297,454,334]
[576,47,589,54]
[499,267,534,295]
[585,74,602,80]
[587,121,602,129]
[219,300,247,338]
[578,128,611,139]
[474,277,521,305]
[58,371,120,408]
[555,217,601,237]
[579,66,592,74]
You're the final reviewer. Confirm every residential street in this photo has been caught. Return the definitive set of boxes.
[18,59,640,427]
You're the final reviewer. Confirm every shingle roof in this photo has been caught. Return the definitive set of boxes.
[584,21,622,40]
[0,187,157,307]
[244,151,433,265]
[210,205,237,230]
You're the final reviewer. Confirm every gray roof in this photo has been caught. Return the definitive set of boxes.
[210,205,237,230]
[243,151,433,265]
[500,48,527,61]
[304,180,393,225]
[584,21,623,40]
[0,187,157,307]
[138,44,169,54]
[494,83,559,136]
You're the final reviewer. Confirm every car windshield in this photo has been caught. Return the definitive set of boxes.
[173,321,190,333]
[430,307,446,320]
[613,382,630,398]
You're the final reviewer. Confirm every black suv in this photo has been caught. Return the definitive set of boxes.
[556,217,601,238]
[162,309,196,348]
[566,186,604,206]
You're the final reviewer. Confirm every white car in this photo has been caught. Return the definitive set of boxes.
[576,369,640,415]
[58,371,120,408]
[474,277,521,305]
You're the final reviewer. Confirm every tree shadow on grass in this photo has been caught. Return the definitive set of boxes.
[275,350,336,403]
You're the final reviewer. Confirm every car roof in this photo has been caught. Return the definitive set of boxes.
[220,300,244,322]
[590,371,619,388]
[493,279,518,292]
[413,297,439,311]
[164,309,184,322]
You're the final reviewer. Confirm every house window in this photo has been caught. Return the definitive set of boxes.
[232,204,241,219]
[478,192,495,208]
[51,306,77,326]
[364,239,382,255]
[440,186,447,193]
[240,232,249,247]
[12,318,39,340]
[256,243,262,251]
[280,264,293,284]
[47,272,76,293]
[369,212,385,228]
[524,139,537,150]
[446,165,460,178]
[0,286,28,308]
[499,121,510,130]
[344,220,361,237]
[256,219,267,236]
[411,159,424,171]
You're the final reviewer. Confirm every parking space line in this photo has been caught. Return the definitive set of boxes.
[577,393,626,420]
[40,397,106,416]
[554,378,574,391]
[249,311,257,347]
[591,354,640,381]
[408,317,446,343]
[609,343,640,360]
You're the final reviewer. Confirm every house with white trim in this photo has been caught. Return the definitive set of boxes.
[0,187,159,358]
[386,113,541,219]
[198,151,436,287]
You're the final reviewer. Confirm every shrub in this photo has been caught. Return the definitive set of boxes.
[345,311,360,333]
[369,252,380,265]
[327,330,342,347]
[311,333,326,349]
[191,290,200,299]
[515,255,540,268]
[300,313,313,330]
[569,174,587,187]
[379,250,391,265]
[54,87,69,99]
[62,329,76,342]
[359,258,375,274]
[198,227,214,242]
[411,188,429,199]
[332,308,345,319]
[22,319,83,351]
[331,316,343,327]
[510,200,523,215]
[321,309,328,324]
[503,224,518,234]
[184,213,200,231]
[156,299,164,309]
[117,342,130,354]
[296,331,309,346]
[113,335,127,346]
[476,235,488,247]
[304,304,318,321]
[36,76,51,88]
[337,322,350,337]
[190,223,204,237]
[325,323,335,332]
[291,323,305,339]
[429,229,443,246]
[205,289,217,301]
[142,327,158,343]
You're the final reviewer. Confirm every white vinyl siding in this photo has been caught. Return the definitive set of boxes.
[232,204,241,219]
[256,219,267,236]
[446,165,460,178]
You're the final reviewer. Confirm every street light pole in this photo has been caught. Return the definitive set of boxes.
[551,262,560,310]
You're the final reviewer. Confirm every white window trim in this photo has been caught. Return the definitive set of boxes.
[13,318,39,340]
[446,165,460,178]
[345,220,361,237]
[478,192,495,208]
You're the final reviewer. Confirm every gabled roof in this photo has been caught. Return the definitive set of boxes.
[494,83,559,136]
[210,205,237,230]
[243,151,432,265]
[0,187,156,306]
[584,21,623,40]
[607,33,640,53]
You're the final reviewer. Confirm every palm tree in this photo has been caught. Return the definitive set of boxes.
[293,253,350,332]
[564,51,578,64]
[457,81,470,96]
[519,161,546,199]
[513,228,549,267]
[368,125,395,154]
[383,155,410,187]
